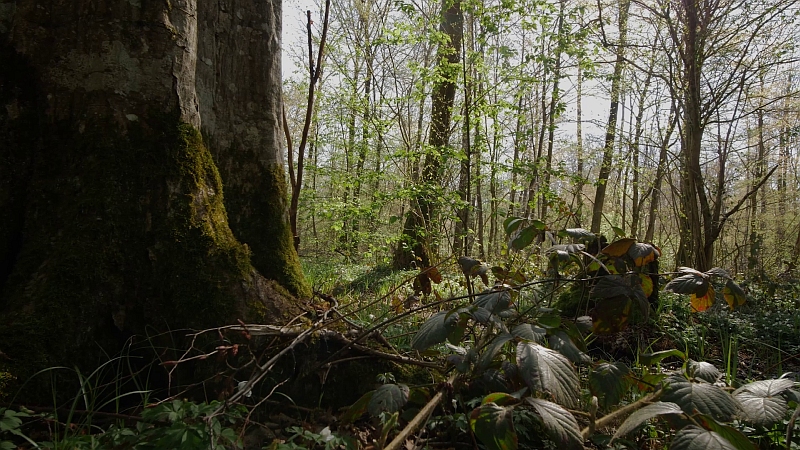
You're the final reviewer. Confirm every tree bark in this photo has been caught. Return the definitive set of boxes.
[0,0,309,390]
[591,0,630,234]
[394,0,462,269]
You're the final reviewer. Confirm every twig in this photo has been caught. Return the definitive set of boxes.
[210,317,329,417]
[384,373,459,450]
[581,388,663,440]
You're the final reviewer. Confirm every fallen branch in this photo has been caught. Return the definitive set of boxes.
[581,388,663,440]
[384,373,459,450]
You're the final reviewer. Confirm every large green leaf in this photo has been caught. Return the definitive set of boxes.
[503,217,525,235]
[537,310,562,329]
[411,311,460,350]
[640,349,686,366]
[510,224,542,251]
[558,228,595,241]
[733,378,795,426]
[733,378,795,397]
[687,360,721,383]
[670,425,737,450]
[475,290,513,314]
[694,415,756,450]
[547,243,586,255]
[511,324,546,343]
[477,332,515,371]
[664,274,709,296]
[548,330,590,365]
[470,403,518,450]
[663,377,739,421]
[516,342,579,408]
[611,402,684,442]
[590,274,648,308]
[525,398,583,448]
[591,295,632,334]
[368,384,409,417]
[590,362,631,410]
[704,268,730,278]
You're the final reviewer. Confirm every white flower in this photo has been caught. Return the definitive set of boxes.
[320,426,334,442]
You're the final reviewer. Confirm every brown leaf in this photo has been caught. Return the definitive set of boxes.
[426,266,443,283]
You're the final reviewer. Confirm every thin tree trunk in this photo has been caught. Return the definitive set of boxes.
[645,105,678,243]
[574,57,585,227]
[591,0,630,234]
[394,0,463,269]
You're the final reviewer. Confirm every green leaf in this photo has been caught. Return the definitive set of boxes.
[411,311,460,350]
[516,342,579,408]
[669,425,738,450]
[704,268,730,278]
[664,274,709,296]
[368,384,409,417]
[458,256,483,275]
[591,295,632,334]
[483,392,520,406]
[510,225,537,250]
[525,398,583,448]
[548,330,590,365]
[558,228,595,241]
[687,360,722,383]
[447,314,469,345]
[341,391,374,424]
[590,274,643,301]
[503,217,525,235]
[537,311,561,329]
[733,378,795,426]
[547,243,586,255]
[590,362,631,409]
[640,349,687,366]
[510,324,546,343]
[663,376,740,421]
[694,415,757,450]
[477,332,515,371]
[475,290,513,314]
[611,402,684,442]
[470,403,518,450]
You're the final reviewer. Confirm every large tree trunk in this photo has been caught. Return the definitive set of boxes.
[0,0,309,390]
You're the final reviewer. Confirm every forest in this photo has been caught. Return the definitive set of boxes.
[2,0,800,448]
[282,0,800,276]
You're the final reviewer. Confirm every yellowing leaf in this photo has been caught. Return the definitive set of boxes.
[591,295,632,334]
[629,243,658,266]
[723,279,746,309]
[640,274,653,298]
[601,238,636,257]
[690,284,715,312]
[392,296,404,314]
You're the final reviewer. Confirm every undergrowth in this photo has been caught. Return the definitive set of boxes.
[5,227,800,449]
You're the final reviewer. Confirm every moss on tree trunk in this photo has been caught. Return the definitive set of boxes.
[0,0,309,398]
